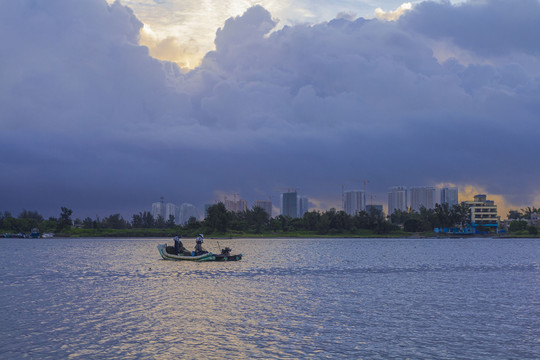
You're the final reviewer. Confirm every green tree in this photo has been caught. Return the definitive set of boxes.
[521,207,540,220]
[155,215,166,229]
[251,206,270,233]
[433,203,453,228]
[18,209,44,222]
[316,214,330,235]
[103,214,129,229]
[274,215,290,232]
[509,220,528,232]
[56,207,73,232]
[390,209,414,225]
[507,210,522,220]
[131,213,143,228]
[205,203,229,233]
[404,218,420,232]
[142,211,154,228]
[451,203,471,228]
[82,217,94,229]
[166,215,176,229]
[302,211,320,231]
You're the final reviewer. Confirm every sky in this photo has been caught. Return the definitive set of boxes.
[1,0,540,220]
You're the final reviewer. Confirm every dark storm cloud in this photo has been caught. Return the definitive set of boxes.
[1,0,539,218]
[399,0,540,57]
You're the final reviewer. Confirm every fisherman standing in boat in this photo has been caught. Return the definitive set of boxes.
[195,234,205,255]
[174,235,181,255]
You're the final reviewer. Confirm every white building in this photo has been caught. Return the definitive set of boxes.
[440,187,459,207]
[344,190,365,216]
[409,186,436,211]
[298,197,309,217]
[151,201,165,220]
[388,186,408,214]
[253,200,272,217]
[165,203,179,224]
[463,194,498,229]
[179,203,199,225]
[224,198,248,213]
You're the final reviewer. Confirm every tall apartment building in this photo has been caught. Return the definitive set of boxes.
[388,186,408,214]
[463,194,498,229]
[179,203,199,225]
[344,190,365,216]
[440,187,459,207]
[281,192,298,218]
[151,200,165,220]
[253,200,272,217]
[224,198,247,213]
[409,186,436,211]
[298,197,309,217]
[165,203,179,224]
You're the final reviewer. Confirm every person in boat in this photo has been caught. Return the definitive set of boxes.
[173,235,187,255]
[194,234,206,255]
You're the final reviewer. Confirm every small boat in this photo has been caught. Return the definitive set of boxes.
[157,244,242,262]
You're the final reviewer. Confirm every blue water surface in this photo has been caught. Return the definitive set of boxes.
[1,237,539,359]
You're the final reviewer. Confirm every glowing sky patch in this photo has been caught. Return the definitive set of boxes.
[112,0,464,67]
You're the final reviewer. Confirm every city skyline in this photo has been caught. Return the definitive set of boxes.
[2,0,539,221]
[141,183,515,223]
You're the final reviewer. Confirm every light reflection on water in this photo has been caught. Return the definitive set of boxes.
[1,237,539,359]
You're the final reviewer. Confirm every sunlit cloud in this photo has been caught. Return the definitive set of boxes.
[375,2,412,21]
[139,25,200,69]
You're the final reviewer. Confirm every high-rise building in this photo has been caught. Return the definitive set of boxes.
[165,203,179,224]
[281,192,298,218]
[388,186,408,214]
[298,197,309,217]
[344,190,365,216]
[224,198,247,213]
[409,186,436,211]
[253,200,272,217]
[151,200,165,220]
[440,187,459,207]
[179,203,199,225]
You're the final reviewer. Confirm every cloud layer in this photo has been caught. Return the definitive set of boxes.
[1,0,539,218]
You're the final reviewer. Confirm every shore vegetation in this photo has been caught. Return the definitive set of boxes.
[1,204,538,238]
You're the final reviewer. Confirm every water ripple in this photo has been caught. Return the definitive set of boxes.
[1,237,539,359]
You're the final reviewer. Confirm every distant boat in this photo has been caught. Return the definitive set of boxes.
[31,228,40,238]
[157,244,242,262]
[41,233,54,238]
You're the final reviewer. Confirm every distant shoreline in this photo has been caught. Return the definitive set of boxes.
[9,231,537,240]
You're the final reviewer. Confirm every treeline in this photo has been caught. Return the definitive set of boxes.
[507,207,540,220]
[388,203,472,232]
[505,206,539,235]
[201,203,395,235]
[0,204,395,236]
[0,207,73,234]
[3,203,538,237]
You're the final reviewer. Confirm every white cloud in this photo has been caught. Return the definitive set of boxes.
[375,2,413,21]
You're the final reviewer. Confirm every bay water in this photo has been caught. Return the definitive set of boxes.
[1,237,539,359]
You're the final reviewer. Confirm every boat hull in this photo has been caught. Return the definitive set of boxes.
[157,244,215,261]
